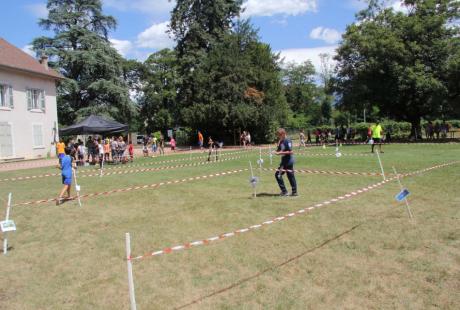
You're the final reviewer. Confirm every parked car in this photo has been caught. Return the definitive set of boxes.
[136,135,144,145]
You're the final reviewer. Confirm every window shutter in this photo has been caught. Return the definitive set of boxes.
[40,90,46,111]
[27,89,32,110]
[8,86,13,108]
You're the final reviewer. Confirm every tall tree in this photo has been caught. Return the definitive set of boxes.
[319,53,335,94]
[140,49,180,133]
[170,0,243,118]
[335,0,460,136]
[282,61,317,114]
[32,0,135,125]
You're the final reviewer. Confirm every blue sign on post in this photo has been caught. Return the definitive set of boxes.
[395,189,410,202]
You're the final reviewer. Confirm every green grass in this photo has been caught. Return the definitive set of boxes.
[0,144,459,309]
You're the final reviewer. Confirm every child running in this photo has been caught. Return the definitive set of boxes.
[56,147,76,205]
[274,128,298,197]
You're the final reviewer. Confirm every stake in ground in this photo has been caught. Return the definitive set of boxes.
[0,144,459,309]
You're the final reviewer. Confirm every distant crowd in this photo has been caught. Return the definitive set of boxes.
[56,136,135,167]
[424,120,454,139]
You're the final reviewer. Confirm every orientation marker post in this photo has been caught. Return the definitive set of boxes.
[375,149,386,181]
[249,161,257,198]
[3,193,12,255]
[125,233,137,310]
[392,167,414,220]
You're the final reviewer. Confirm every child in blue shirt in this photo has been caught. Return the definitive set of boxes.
[275,128,298,197]
[57,147,75,205]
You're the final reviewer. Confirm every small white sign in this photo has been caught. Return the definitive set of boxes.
[76,185,81,192]
[1,220,16,232]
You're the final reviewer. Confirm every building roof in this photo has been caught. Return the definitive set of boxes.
[0,37,63,80]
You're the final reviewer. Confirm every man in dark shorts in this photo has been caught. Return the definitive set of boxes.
[275,128,298,197]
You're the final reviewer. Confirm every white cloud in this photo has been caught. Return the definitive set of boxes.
[277,45,338,73]
[389,0,409,14]
[24,3,48,18]
[110,39,134,57]
[310,27,342,44]
[241,0,317,18]
[22,45,36,57]
[136,21,175,50]
[104,0,174,15]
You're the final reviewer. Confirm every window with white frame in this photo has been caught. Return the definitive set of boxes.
[27,89,45,111]
[32,124,44,148]
[0,84,14,108]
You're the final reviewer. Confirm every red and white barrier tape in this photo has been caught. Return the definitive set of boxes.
[266,168,381,177]
[0,154,250,183]
[13,168,249,207]
[129,161,459,262]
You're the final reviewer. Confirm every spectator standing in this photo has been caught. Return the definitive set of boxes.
[198,131,204,150]
[159,134,165,155]
[56,138,66,162]
[299,130,306,148]
[434,122,441,139]
[170,137,176,152]
[128,140,134,162]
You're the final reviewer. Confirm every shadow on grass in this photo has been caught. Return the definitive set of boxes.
[174,223,363,309]
[254,193,281,198]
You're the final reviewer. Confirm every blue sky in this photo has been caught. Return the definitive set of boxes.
[1,0,406,71]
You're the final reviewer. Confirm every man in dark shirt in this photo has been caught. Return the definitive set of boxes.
[275,128,298,197]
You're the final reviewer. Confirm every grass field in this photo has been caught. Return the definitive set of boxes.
[0,143,459,309]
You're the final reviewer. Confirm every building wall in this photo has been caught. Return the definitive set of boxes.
[0,68,59,160]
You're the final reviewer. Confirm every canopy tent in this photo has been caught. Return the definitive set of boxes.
[59,115,128,136]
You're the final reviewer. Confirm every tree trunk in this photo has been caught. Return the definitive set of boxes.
[409,118,422,140]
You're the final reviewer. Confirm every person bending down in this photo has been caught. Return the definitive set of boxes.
[274,128,298,197]
[57,147,76,205]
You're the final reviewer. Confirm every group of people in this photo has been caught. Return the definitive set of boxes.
[141,134,167,157]
[299,127,358,147]
[425,121,453,139]
[58,136,135,167]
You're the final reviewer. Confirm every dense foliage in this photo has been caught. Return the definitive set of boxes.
[32,0,136,126]
[334,0,460,136]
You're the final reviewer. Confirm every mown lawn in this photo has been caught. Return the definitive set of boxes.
[0,143,459,309]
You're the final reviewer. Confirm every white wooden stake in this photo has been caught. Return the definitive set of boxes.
[392,167,414,220]
[269,145,273,165]
[375,149,386,181]
[73,168,82,207]
[125,233,137,310]
[3,193,12,255]
[258,147,262,175]
[189,146,192,161]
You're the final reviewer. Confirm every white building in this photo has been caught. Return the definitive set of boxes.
[0,38,62,161]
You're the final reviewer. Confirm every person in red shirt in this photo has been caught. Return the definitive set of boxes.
[128,140,134,162]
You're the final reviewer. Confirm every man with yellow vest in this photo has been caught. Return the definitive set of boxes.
[370,121,384,153]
